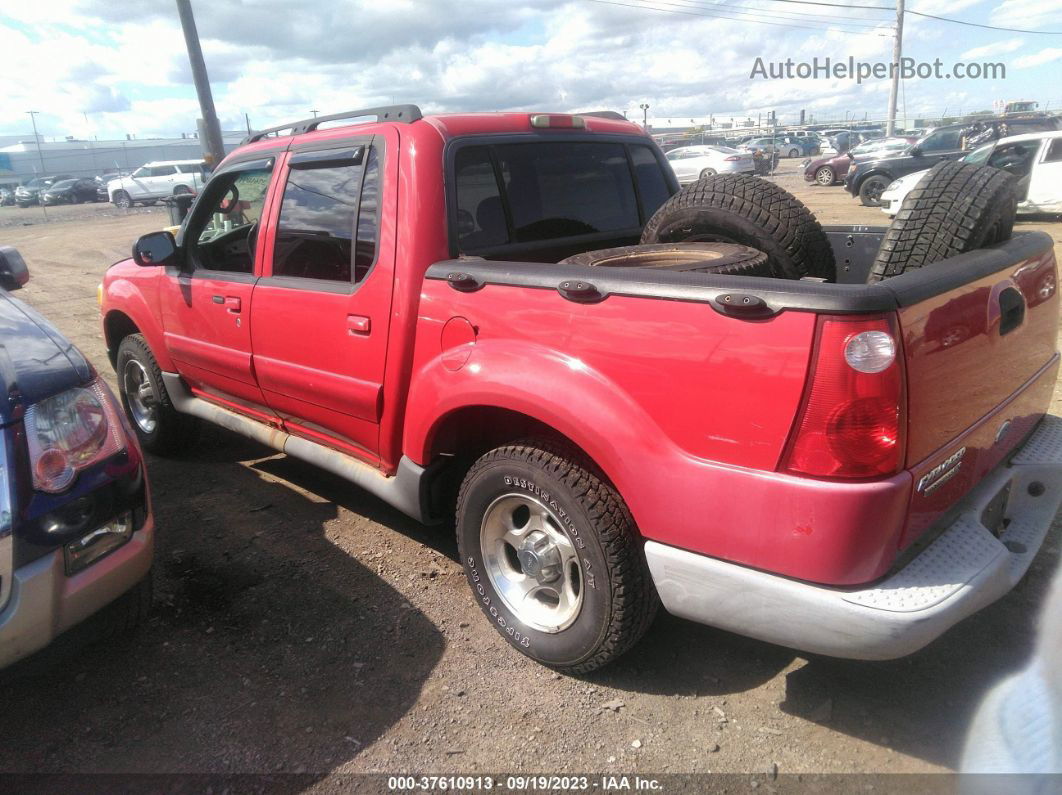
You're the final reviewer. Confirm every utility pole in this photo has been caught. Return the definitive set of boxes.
[640,103,650,131]
[26,111,46,175]
[886,0,905,136]
[310,109,319,118]
[176,0,226,167]
[26,111,48,220]
[244,112,251,135]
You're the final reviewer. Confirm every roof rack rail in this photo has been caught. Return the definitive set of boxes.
[579,111,629,121]
[242,104,423,145]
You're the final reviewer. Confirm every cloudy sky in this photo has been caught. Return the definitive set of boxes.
[1,0,1060,141]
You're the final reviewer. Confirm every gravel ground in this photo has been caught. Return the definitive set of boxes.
[0,162,1060,781]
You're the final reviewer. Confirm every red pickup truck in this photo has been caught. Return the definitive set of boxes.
[101,105,1062,673]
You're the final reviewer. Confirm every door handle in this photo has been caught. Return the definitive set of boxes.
[347,314,371,335]
[224,296,242,313]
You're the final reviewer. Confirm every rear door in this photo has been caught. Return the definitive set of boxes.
[249,130,394,462]
[160,158,278,417]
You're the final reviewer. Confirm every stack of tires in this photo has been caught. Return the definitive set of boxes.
[568,162,1017,285]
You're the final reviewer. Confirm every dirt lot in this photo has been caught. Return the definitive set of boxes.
[1,162,1060,781]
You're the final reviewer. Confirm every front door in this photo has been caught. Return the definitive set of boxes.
[249,131,395,462]
[1027,137,1062,213]
[159,158,278,419]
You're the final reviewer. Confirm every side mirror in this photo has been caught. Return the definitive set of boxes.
[132,231,178,267]
[0,245,29,290]
[909,145,923,156]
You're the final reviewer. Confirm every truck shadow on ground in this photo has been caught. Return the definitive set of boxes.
[0,425,446,778]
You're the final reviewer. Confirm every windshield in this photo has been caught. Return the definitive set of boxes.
[962,143,994,165]
[132,166,149,178]
[48,179,76,190]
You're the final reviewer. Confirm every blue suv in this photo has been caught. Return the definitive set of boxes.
[0,246,153,668]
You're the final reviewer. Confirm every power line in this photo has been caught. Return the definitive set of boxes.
[585,0,894,34]
[904,9,1062,34]
[669,0,891,14]
[653,0,894,28]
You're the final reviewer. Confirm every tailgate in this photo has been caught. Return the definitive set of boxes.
[896,236,1059,546]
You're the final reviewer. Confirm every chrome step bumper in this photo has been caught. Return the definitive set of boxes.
[645,415,1062,660]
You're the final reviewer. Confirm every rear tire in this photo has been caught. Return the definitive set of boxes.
[641,173,836,280]
[456,441,657,673]
[699,168,717,179]
[788,147,801,158]
[173,185,192,196]
[868,162,1017,282]
[116,334,198,454]
[559,242,770,276]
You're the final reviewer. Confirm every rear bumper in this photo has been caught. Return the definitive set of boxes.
[0,518,154,669]
[645,416,1062,660]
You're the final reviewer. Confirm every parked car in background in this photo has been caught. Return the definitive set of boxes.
[803,137,915,186]
[739,137,784,156]
[665,145,755,182]
[847,115,1062,206]
[41,177,103,205]
[107,160,206,208]
[0,246,153,669]
[14,175,76,208]
[95,177,108,203]
[0,187,14,206]
[881,130,1062,216]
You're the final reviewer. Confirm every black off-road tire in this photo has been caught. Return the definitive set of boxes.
[559,242,771,276]
[116,334,198,455]
[868,162,1018,282]
[858,175,890,206]
[641,173,836,281]
[456,441,658,673]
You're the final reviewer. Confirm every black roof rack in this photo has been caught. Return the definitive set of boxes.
[579,111,628,121]
[241,104,423,145]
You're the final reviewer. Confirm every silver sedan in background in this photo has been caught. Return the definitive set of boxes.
[665,145,756,184]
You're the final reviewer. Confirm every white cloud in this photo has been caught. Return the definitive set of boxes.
[1013,47,1062,68]
[990,0,1062,30]
[0,0,1052,141]
[959,38,1024,59]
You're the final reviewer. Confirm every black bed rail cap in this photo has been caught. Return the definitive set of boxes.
[242,104,423,145]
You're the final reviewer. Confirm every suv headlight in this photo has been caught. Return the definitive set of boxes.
[24,377,127,493]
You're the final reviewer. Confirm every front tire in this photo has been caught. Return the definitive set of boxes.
[457,441,657,673]
[113,190,132,209]
[858,175,889,206]
[116,334,197,454]
[815,166,835,186]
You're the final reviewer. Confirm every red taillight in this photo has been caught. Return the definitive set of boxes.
[781,315,905,479]
[723,155,740,161]
[529,114,586,129]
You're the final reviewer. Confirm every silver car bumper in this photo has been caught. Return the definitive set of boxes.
[0,518,154,669]
[645,415,1062,660]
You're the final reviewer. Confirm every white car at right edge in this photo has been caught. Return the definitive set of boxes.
[882,130,1062,217]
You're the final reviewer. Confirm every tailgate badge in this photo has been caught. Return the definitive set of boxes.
[917,447,966,495]
[995,420,1012,445]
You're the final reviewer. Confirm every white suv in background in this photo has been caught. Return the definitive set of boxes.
[107,160,206,208]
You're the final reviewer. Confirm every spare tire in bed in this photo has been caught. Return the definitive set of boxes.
[640,173,836,281]
[558,242,770,276]
[867,161,1017,282]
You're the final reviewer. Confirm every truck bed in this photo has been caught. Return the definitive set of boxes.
[422,229,1059,583]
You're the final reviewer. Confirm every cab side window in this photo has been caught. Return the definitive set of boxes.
[272,146,380,284]
[1044,138,1062,164]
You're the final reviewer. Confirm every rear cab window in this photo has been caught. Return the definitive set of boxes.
[451,138,673,260]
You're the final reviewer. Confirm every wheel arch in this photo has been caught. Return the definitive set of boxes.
[102,301,174,373]
[404,344,676,531]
